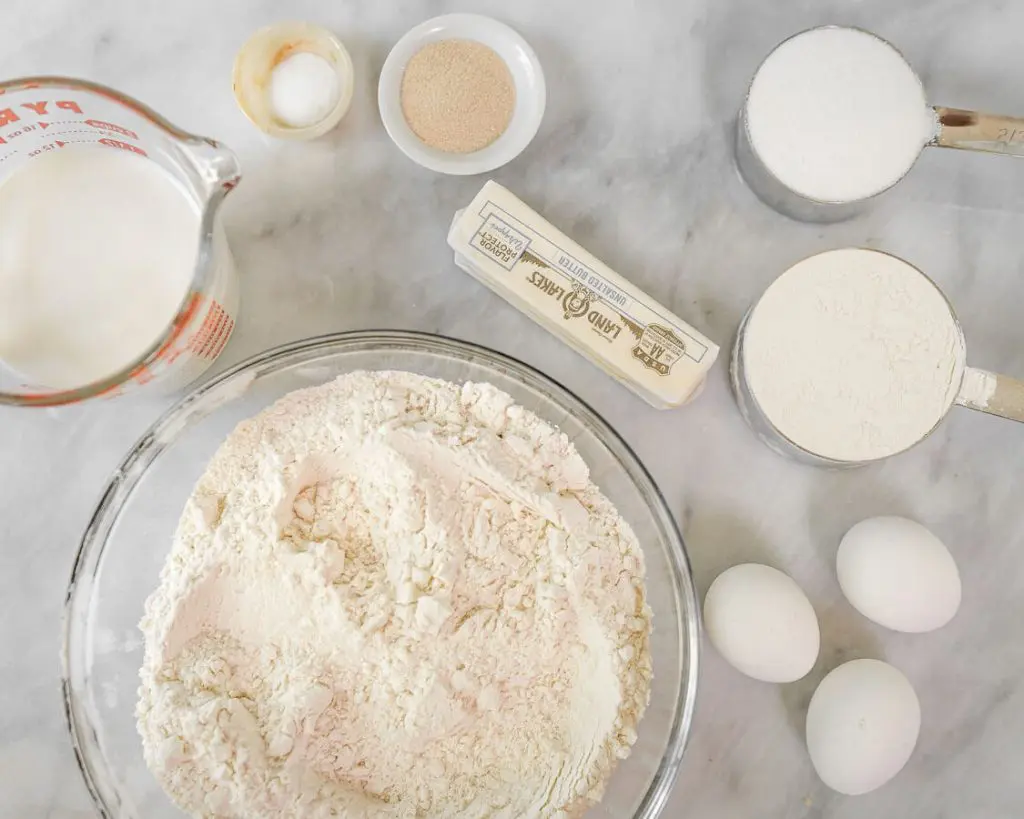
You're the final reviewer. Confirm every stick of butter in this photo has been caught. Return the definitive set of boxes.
[447,181,719,409]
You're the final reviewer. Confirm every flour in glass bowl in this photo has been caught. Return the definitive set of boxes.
[137,371,652,818]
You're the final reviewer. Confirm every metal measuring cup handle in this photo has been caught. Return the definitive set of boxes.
[956,367,1024,423]
[933,107,1024,158]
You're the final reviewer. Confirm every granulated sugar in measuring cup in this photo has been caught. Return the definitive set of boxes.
[736,26,1024,222]
[0,77,241,407]
[731,248,1024,467]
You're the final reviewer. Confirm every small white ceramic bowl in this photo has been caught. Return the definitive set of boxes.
[378,14,546,175]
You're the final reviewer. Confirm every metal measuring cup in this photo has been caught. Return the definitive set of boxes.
[0,77,241,408]
[730,248,1024,468]
[736,25,1024,222]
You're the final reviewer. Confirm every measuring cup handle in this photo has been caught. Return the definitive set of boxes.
[932,107,1024,158]
[956,367,1024,423]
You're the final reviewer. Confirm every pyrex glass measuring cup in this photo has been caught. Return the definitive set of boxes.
[730,248,1024,468]
[736,25,1024,222]
[0,76,241,407]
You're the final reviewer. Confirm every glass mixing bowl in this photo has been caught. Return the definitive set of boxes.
[62,331,699,819]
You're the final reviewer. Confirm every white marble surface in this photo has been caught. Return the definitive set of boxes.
[3,0,1024,816]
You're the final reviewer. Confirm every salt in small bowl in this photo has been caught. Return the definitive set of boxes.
[233,21,355,141]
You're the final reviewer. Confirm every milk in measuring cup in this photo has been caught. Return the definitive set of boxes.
[0,145,201,389]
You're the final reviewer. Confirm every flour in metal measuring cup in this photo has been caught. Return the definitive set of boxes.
[743,249,965,462]
[0,146,199,390]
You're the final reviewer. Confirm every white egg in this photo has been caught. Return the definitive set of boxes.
[837,517,961,633]
[806,659,921,795]
[703,563,820,683]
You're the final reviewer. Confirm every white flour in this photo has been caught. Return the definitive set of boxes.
[746,27,936,203]
[743,249,965,462]
[137,371,651,818]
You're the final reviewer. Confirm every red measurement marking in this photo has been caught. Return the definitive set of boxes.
[187,302,234,359]
[98,137,146,156]
[0,99,81,130]
[85,119,138,139]
[202,310,227,358]
[209,314,234,359]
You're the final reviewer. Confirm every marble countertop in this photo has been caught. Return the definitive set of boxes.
[3,0,1024,817]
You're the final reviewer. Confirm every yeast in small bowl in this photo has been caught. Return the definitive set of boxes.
[378,14,546,175]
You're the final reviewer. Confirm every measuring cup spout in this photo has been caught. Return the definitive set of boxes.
[956,367,1024,423]
[932,107,1024,159]
[180,138,242,197]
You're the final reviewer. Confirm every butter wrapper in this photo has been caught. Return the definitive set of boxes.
[447,181,719,409]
